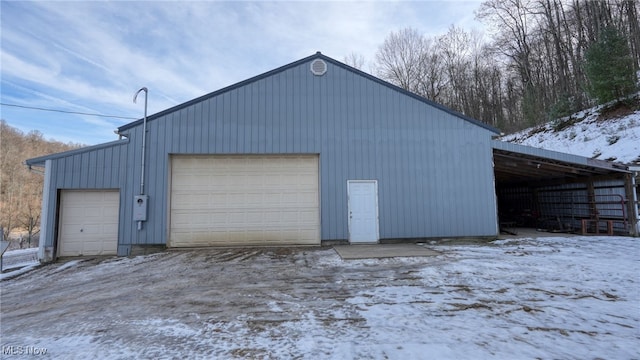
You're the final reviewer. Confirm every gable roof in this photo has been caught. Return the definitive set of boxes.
[118,52,500,134]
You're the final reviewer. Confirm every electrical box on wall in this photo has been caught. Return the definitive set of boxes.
[133,195,148,221]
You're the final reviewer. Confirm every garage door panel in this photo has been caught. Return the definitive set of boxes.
[83,240,105,252]
[58,190,119,256]
[60,242,83,255]
[80,224,102,235]
[170,155,319,247]
[60,225,82,236]
[173,231,318,247]
[173,209,317,226]
[65,207,88,218]
[298,210,319,222]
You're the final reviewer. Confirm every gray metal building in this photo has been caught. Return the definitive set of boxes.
[26,53,636,261]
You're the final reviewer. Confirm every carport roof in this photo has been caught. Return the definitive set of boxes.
[492,140,629,184]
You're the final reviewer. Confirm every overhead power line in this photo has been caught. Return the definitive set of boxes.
[0,102,138,120]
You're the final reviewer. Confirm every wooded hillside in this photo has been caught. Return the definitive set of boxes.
[369,0,639,133]
[0,120,80,245]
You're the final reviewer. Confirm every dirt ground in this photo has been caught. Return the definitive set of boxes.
[1,237,638,359]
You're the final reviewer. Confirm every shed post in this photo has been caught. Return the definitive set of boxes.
[625,173,639,236]
[586,179,596,219]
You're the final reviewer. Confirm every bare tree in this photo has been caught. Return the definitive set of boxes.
[343,52,366,70]
[477,0,536,86]
[374,28,445,102]
[0,120,79,247]
[0,121,23,241]
[438,25,474,114]
[370,0,640,132]
[622,0,640,69]
[375,28,428,94]
[415,42,446,103]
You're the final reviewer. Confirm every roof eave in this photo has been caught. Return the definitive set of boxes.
[492,140,630,174]
[25,139,129,167]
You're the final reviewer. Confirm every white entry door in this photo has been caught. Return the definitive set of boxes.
[348,180,379,243]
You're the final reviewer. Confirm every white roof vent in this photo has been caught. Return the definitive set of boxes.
[310,59,327,76]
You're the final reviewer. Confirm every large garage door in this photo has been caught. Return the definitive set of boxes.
[58,190,119,256]
[170,155,319,247]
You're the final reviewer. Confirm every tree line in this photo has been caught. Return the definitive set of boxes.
[359,0,639,133]
[0,120,80,246]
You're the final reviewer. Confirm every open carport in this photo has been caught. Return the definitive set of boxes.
[492,141,638,236]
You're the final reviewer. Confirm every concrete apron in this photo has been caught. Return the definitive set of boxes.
[333,243,440,260]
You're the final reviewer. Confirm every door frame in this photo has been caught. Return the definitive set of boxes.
[347,180,380,244]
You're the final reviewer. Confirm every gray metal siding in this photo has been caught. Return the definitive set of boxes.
[40,141,132,254]
[42,58,499,253]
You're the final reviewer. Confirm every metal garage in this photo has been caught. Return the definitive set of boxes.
[58,190,119,256]
[169,155,320,247]
[30,52,637,261]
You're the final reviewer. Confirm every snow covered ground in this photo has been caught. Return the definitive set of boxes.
[501,96,640,164]
[0,248,39,281]
[1,236,638,359]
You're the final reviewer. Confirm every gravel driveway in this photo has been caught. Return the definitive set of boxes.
[1,237,638,359]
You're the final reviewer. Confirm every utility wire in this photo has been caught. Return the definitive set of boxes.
[0,102,138,120]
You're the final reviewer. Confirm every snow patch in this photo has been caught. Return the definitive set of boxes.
[0,263,40,281]
[501,95,640,164]
[1,237,637,359]
[51,260,84,273]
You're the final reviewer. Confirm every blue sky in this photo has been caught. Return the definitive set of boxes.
[1,1,484,145]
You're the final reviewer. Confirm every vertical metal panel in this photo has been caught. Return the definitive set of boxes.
[38,160,52,261]
[101,147,110,186]
[150,112,168,245]
[40,141,130,251]
[42,58,499,251]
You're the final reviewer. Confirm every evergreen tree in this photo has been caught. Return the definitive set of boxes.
[584,26,637,104]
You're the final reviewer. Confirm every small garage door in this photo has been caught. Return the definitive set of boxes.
[58,190,119,256]
[170,155,319,247]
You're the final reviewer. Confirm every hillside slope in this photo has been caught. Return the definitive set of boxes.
[500,94,640,165]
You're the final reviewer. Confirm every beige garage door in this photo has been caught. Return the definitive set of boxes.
[58,190,119,256]
[170,155,319,247]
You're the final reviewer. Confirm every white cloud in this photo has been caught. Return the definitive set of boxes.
[1,0,485,145]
